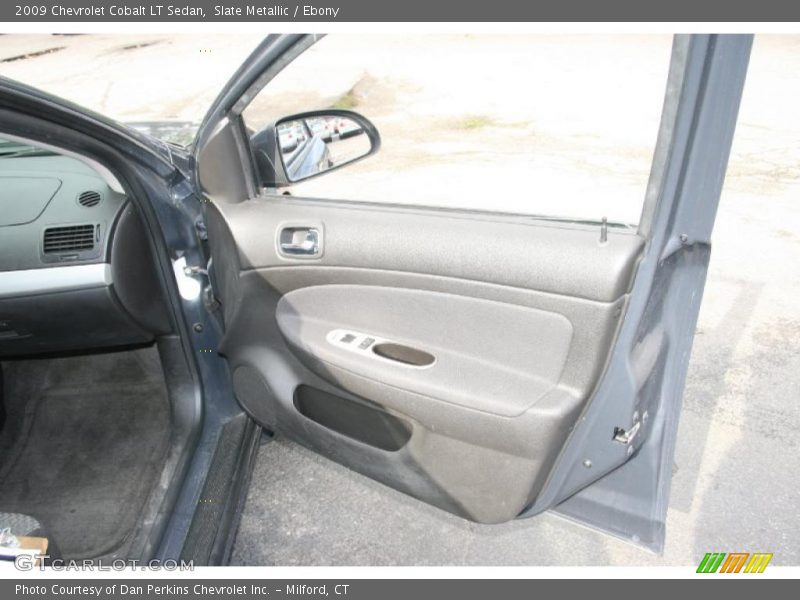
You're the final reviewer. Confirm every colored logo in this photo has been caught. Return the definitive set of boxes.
[697,552,773,573]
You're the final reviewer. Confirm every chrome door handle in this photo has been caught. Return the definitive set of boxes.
[279,227,320,257]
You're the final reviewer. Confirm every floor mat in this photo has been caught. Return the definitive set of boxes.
[0,346,170,559]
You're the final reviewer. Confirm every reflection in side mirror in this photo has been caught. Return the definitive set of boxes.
[276,113,374,182]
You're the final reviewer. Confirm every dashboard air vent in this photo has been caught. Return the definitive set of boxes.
[43,224,96,254]
[77,190,102,207]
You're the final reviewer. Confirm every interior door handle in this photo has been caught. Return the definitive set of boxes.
[279,227,320,257]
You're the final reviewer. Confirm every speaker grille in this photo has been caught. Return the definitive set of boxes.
[77,190,102,207]
[43,224,96,253]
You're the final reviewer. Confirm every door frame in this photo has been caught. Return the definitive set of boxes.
[525,35,752,552]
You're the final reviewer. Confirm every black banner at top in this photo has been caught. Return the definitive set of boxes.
[1,0,799,22]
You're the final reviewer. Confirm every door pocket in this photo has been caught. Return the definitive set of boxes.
[293,384,412,452]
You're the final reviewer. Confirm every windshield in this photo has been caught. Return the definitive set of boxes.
[0,138,57,158]
[0,34,265,146]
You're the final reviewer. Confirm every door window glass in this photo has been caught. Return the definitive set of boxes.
[242,35,674,225]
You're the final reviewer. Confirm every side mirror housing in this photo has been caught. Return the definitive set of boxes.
[250,109,380,188]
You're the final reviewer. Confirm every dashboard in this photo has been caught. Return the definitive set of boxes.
[0,147,170,356]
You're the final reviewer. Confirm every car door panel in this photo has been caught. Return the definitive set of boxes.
[194,33,751,544]
[276,284,574,417]
[205,196,642,523]
[212,197,643,301]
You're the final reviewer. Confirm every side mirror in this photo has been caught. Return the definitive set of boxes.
[250,110,380,187]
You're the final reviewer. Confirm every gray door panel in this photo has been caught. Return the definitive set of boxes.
[276,284,573,417]
[214,196,643,302]
[196,34,751,543]
[206,196,643,523]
